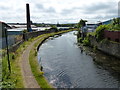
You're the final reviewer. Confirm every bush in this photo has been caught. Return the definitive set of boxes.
[95,25,109,42]
[93,45,97,51]
[82,37,90,46]
[110,18,120,31]
[77,37,83,43]
[111,24,120,31]
[50,25,58,32]
[77,30,81,38]
[22,29,27,33]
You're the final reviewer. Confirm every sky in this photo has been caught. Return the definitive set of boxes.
[0,0,119,24]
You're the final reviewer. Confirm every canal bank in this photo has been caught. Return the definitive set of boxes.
[28,29,76,88]
[88,35,120,59]
[2,29,75,88]
[38,31,120,88]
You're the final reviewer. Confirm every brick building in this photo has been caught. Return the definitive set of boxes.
[104,30,120,42]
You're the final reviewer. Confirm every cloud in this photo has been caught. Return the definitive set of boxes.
[83,1,117,14]
[34,3,56,13]
[0,0,119,23]
[60,8,74,15]
[35,3,44,9]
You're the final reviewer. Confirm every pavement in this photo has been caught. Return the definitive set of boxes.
[20,37,44,88]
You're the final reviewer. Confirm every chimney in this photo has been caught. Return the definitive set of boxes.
[26,3,32,32]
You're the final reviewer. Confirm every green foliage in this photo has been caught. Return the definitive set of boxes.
[29,29,74,88]
[87,32,96,36]
[23,29,27,33]
[109,18,120,31]
[93,45,97,51]
[82,37,90,46]
[2,79,16,88]
[112,18,120,25]
[2,29,74,88]
[78,19,87,28]
[77,30,81,38]
[2,51,24,88]
[2,40,32,88]
[111,24,120,31]
[50,25,59,32]
[77,37,83,43]
[29,47,53,88]
[100,39,111,45]
[95,25,109,42]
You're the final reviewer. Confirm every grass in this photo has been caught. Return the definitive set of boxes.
[29,29,75,88]
[1,40,32,88]
[2,53,24,88]
[29,38,53,88]
[2,29,75,88]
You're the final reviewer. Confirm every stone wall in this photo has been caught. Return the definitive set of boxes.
[89,35,120,59]
[23,30,51,41]
[8,30,52,52]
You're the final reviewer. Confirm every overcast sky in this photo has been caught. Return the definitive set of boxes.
[0,0,119,24]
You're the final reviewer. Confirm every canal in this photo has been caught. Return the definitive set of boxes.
[38,31,120,88]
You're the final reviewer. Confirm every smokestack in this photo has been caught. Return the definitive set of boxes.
[26,3,32,32]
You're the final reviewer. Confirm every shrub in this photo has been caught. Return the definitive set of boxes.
[77,30,81,38]
[111,24,120,31]
[77,37,83,43]
[22,29,27,33]
[82,37,90,46]
[93,45,97,51]
[50,25,58,32]
[110,18,120,31]
[95,25,109,42]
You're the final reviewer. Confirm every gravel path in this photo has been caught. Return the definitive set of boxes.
[20,37,43,88]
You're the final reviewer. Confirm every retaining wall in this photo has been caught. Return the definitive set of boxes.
[89,35,120,59]
[8,30,52,52]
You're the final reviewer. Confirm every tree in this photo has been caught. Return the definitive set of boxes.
[78,19,87,28]
[112,18,120,25]
[111,18,120,31]
[50,25,58,32]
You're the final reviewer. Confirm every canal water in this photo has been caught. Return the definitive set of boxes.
[38,31,120,88]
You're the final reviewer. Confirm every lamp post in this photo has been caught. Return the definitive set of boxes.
[4,27,11,73]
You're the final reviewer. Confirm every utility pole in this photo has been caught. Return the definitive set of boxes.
[4,27,11,73]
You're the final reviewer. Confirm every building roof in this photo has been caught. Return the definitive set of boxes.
[0,21,12,29]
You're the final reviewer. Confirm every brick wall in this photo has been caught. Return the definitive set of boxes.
[104,30,120,42]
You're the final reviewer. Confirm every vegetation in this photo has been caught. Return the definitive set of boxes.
[93,45,97,52]
[1,28,75,88]
[82,37,90,46]
[77,19,87,29]
[57,23,76,27]
[35,23,76,28]
[95,24,109,42]
[102,18,120,31]
[22,29,28,33]
[110,18,120,31]
[29,29,75,88]
[1,41,30,88]
[29,39,53,88]
[50,25,59,32]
